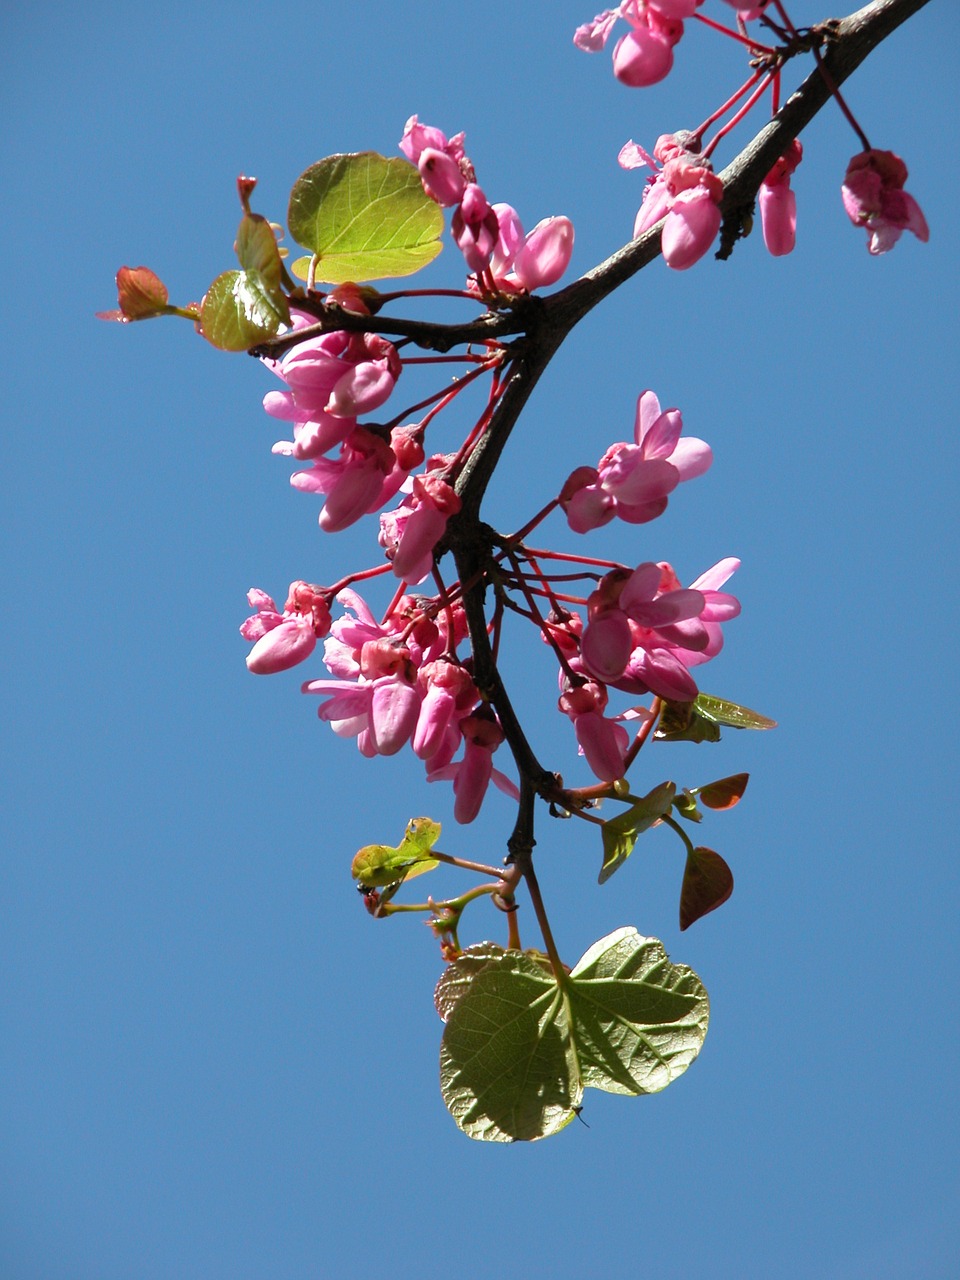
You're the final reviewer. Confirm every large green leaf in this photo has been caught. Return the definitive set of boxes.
[599,781,676,884]
[567,928,709,1094]
[200,211,290,351]
[439,928,708,1142]
[352,816,441,888]
[288,152,443,284]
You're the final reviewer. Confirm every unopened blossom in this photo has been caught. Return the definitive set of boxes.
[486,204,575,293]
[718,0,773,18]
[240,583,331,675]
[841,148,929,255]
[451,184,500,274]
[561,389,712,531]
[324,334,402,418]
[759,140,803,257]
[427,709,520,824]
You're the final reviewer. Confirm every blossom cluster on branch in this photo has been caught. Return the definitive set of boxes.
[101,0,931,1142]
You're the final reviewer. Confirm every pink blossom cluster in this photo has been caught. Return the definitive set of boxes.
[556,559,741,781]
[620,134,723,270]
[261,314,429,534]
[560,389,712,530]
[400,116,574,289]
[301,590,520,824]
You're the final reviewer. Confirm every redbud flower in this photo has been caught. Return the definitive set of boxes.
[759,140,802,257]
[418,148,466,207]
[291,426,396,533]
[452,184,500,275]
[561,389,711,532]
[626,137,723,269]
[379,473,462,584]
[240,585,331,675]
[427,710,519,824]
[559,680,629,781]
[841,149,929,255]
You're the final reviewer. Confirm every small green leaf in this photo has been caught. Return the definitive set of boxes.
[656,693,776,742]
[199,209,290,351]
[673,790,702,823]
[288,152,444,284]
[440,928,709,1142]
[599,781,676,884]
[679,847,734,930]
[351,816,442,888]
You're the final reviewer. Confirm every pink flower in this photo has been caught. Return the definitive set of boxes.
[291,426,397,533]
[842,149,929,255]
[427,710,520,824]
[575,4,698,86]
[612,10,683,88]
[379,472,462,584]
[561,389,712,531]
[559,680,629,781]
[451,184,501,274]
[488,207,575,293]
[758,140,802,257]
[628,137,724,269]
[240,583,331,675]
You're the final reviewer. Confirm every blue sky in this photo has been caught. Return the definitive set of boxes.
[2,3,958,1277]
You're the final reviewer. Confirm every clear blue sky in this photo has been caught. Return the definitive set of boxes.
[3,3,958,1277]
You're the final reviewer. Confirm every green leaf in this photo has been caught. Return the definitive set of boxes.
[440,929,709,1142]
[599,781,676,884]
[434,943,506,1022]
[351,816,441,888]
[567,928,709,1094]
[656,693,776,743]
[440,950,580,1142]
[288,152,443,284]
[679,847,734,930]
[199,210,290,351]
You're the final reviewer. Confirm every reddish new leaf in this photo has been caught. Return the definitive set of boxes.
[679,846,734,931]
[698,773,749,810]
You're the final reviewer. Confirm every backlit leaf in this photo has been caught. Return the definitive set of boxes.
[696,773,750,810]
[351,816,441,888]
[288,152,443,284]
[440,928,708,1142]
[599,781,676,884]
[679,846,734,930]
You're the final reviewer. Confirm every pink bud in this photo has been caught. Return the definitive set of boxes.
[418,148,466,207]
[661,186,722,269]
[759,182,797,256]
[612,27,674,87]
[513,217,575,290]
[246,616,317,674]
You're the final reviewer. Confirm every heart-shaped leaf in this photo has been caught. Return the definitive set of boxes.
[695,773,749,810]
[288,152,443,284]
[440,928,708,1141]
[679,846,734,930]
[599,781,675,884]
